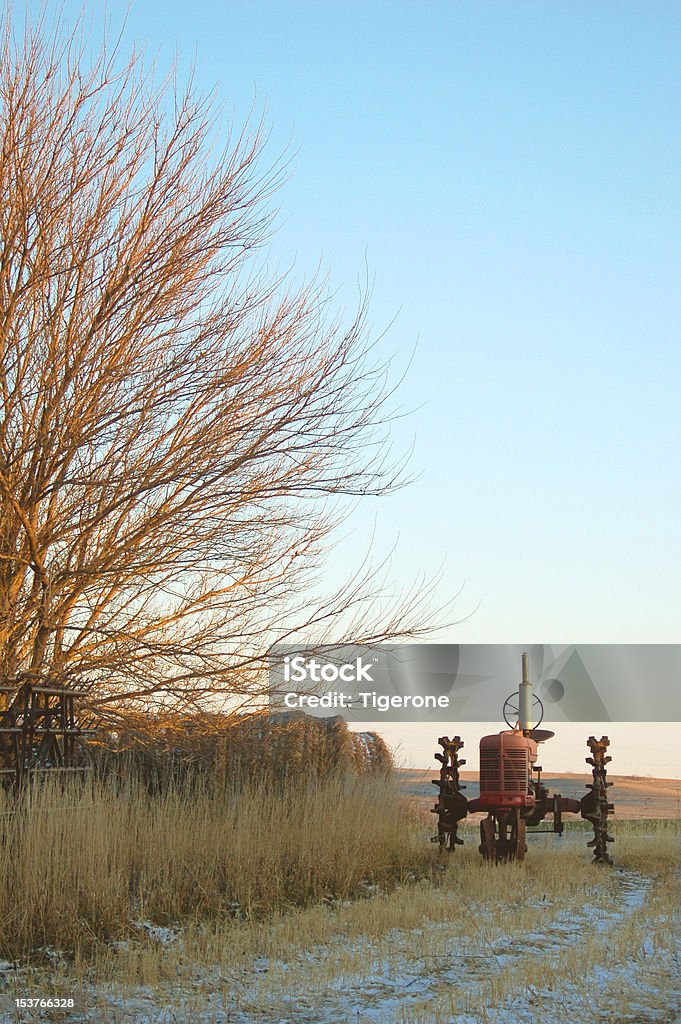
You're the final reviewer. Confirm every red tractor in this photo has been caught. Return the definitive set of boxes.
[431,652,614,863]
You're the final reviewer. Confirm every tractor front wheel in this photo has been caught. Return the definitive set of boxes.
[479,810,527,863]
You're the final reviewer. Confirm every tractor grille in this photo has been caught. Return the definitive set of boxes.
[479,749,500,792]
[502,750,528,791]
[479,746,528,795]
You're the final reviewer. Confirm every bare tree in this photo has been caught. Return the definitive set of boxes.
[0,9,437,715]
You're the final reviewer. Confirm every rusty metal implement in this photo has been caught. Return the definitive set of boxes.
[431,652,614,864]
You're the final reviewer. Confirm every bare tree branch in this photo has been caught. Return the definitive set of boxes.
[0,6,445,713]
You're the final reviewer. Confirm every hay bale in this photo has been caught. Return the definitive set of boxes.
[215,711,393,783]
[349,731,393,774]
[89,708,393,789]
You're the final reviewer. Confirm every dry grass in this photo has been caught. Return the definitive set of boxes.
[0,779,678,1023]
[609,815,681,871]
[0,771,423,961]
[11,823,672,1023]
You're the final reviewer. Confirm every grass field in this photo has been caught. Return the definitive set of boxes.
[0,772,678,1023]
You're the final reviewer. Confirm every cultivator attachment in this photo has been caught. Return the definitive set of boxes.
[579,736,615,865]
[430,735,469,851]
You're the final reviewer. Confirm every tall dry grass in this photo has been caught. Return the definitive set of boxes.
[0,770,424,961]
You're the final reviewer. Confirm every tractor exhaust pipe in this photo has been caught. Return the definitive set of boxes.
[519,651,533,731]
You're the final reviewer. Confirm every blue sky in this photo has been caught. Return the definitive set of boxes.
[25,1,681,770]
[37,0,681,638]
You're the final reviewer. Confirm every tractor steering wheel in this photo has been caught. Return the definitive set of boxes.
[503,691,545,731]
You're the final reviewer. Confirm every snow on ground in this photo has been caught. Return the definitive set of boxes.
[0,868,671,1024]
[0,869,678,1023]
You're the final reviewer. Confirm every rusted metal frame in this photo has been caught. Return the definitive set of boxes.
[0,682,93,785]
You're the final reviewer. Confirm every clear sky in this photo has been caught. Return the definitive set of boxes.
[24,1,681,773]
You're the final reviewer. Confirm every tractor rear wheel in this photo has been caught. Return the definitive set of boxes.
[479,815,496,860]
[516,817,527,862]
